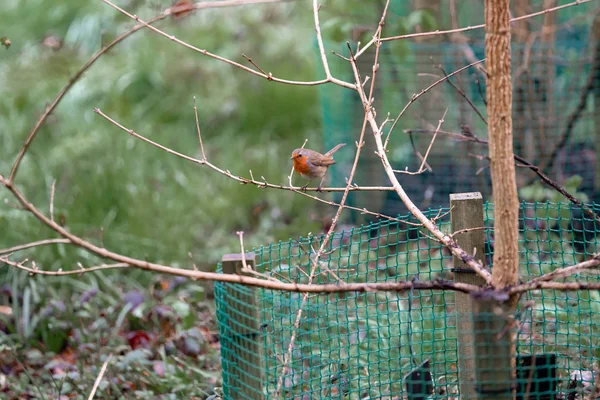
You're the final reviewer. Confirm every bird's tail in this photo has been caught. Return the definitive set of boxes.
[325,143,346,157]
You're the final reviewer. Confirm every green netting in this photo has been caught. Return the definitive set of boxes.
[215,201,600,399]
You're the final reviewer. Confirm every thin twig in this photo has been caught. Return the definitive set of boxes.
[313,0,331,79]
[288,139,308,188]
[1,258,129,275]
[94,108,393,192]
[236,231,281,282]
[438,65,487,124]
[407,127,600,223]
[395,108,448,175]
[49,180,56,222]
[276,2,390,394]
[242,54,270,76]
[9,0,275,183]
[236,231,250,270]
[380,0,591,42]
[87,354,113,400]
[100,0,355,90]
[193,97,207,161]
[450,226,490,238]
[528,254,600,284]
[0,239,71,256]
[384,59,485,149]
[349,34,493,285]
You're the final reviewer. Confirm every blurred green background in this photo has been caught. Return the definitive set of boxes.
[1,0,334,272]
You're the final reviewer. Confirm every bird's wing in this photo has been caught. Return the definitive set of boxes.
[311,156,336,167]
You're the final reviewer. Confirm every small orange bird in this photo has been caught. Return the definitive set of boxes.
[290,143,346,191]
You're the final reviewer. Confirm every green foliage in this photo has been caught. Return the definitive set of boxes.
[520,175,589,204]
[0,268,220,398]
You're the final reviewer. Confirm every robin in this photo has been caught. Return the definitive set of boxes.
[290,143,346,192]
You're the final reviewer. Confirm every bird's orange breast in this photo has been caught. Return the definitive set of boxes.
[293,157,312,176]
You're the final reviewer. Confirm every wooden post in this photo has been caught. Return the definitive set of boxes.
[450,192,487,399]
[471,297,515,400]
[221,253,265,400]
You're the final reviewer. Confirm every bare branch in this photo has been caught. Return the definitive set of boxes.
[348,42,493,285]
[276,2,391,394]
[87,354,113,400]
[8,0,280,184]
[384,59,485,149]
[407,127,600,223]
[394,108,448,175]
[528,254,600,284]
[380,0,591,42]
[94,108,393,192]
[100,0,356,90]
[193,97,207,161]
[313,0,331,79]
[0,238,71,256]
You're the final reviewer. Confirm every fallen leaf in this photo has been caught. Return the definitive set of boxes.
[0,305,12,315]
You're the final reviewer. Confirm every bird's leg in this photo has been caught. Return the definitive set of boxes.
[301,180,310,192]
[316,176,326,192]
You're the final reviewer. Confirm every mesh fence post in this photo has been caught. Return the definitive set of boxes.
[221,253,265,400]
[472,298,515,400]
[450,192,487,399]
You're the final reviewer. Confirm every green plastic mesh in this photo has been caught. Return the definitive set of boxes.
[215,201,600,399]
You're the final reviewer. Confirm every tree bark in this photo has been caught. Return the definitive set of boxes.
[485,0,519,290]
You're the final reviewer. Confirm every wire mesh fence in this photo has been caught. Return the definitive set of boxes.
[318,0,599,220]
[215,200,600,399]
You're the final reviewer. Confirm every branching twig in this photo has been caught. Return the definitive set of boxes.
[94,108,392,192]
[8,0,279,183]
[0,238,71,256]
[275,3,389,393]
[350,38,493,285]
[528,254,600,284]
[394,108,448,175]
[100,0,356,90]
[379,0,591,42]
[406,128,600,222]
[1,257,129,275]
[384,59,485,149]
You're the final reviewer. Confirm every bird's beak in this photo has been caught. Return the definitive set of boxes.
[290,155,294,159]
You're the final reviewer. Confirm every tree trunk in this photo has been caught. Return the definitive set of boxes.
[485,1,519,289]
